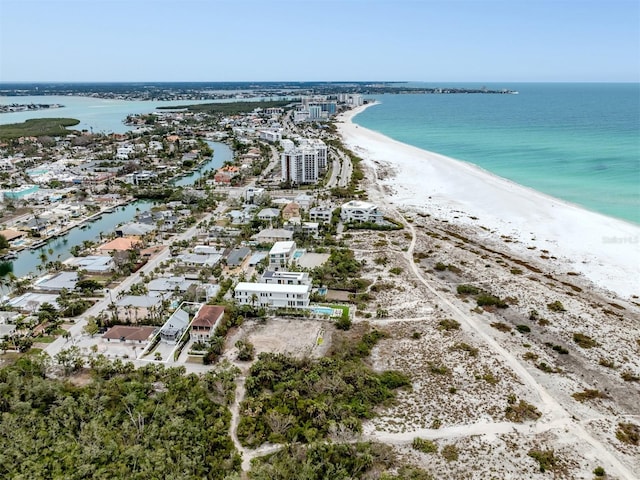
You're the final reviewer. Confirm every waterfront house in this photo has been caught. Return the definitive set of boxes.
[340,200,384,225]
[34,272,79,293]
[260,270,311,286]
[234,282,310,310]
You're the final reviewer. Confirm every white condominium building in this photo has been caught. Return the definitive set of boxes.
[234,282,310,309]
[280,138,327,185]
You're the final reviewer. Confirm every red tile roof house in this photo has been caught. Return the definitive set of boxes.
[191,305,225,340]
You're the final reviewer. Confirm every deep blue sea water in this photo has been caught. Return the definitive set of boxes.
[353,83,640,224]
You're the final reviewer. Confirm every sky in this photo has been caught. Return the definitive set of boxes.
[0,0,638,83]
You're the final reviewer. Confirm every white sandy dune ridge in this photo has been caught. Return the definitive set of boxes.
[337,104,640,299]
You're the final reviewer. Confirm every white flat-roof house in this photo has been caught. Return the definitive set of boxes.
[234,282,310,309]
[309,205,334,223]
[340,200,384,225]
[268,241,296,271]
[260,270,311,286]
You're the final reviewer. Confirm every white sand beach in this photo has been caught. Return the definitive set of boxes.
[337,104,640,299]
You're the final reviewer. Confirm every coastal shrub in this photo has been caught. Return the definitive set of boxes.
[379,370,412,390]
[477,294,508,309]
[412,438,438,454]
[389,267,402,275]
[536,362,558,373]
[573,332,599,349]
[523,352,538,361]
[411,331,421,340]
[457,284,480,295]
[516,324,531,333]
[434,262,447,271]
[621,371,640,382]
[510,268,523,275]
[238,338,407,448]
[593,466,605,477]
[616,422,639,445]
[451,342,479,357]
[481,370,499,385]
[552,344,569,354]
[438,319,460,331]
[490,322,511,333]
[571,389,607,402]
[528,449,558,473]
[441,444,459,462]
[598,357,616,369]
[335,316,352,331]
[235,339,255,361]
[547,300,566,312]
[428,363,450,375]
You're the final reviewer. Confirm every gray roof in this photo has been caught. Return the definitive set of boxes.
[226,247,251,266]
[117,294,162,308]
[116,222,156,236]
[147,277,196,292]
[67,255,113,272]
[160,308,190,338]
[34,271,79,292]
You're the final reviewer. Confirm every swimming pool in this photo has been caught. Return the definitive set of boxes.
[293,250,305,259]
[311,306,334,316]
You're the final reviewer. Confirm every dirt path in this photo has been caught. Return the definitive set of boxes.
[228,367,282,477]
[363,163,637,480]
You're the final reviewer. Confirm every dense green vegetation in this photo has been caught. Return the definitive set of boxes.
[156,100,291,114]
[0,356,240,479]
[0,117,80,139]
[249,442,433,480]
[311,248,366,291]
[237,328,410,448]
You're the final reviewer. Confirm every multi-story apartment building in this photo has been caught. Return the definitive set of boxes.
[234,282,310,309]
[280,139,328,185]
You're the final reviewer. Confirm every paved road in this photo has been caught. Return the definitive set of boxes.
[45,208,222,359]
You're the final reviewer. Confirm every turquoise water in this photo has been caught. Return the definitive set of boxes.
[312,306,334,315]
[353,83,640,224]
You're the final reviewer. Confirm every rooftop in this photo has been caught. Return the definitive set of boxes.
[192,305,225,328]
[102,325,156,342]
[235,282,310,294]
[269,241,296,255]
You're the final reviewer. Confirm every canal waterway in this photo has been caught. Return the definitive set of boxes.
[9,141,232,278]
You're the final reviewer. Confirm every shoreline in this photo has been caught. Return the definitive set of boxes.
[337,104,640,299]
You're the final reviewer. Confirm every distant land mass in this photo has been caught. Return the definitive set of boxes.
[0,82,518,101]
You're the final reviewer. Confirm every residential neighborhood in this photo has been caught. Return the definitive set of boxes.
[0,93,383,368]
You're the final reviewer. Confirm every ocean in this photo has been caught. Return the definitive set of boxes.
[352,83,640,225]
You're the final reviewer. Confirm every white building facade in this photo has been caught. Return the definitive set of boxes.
[340,200,384,224]
[268,241,296,271]
[234,282,310,309]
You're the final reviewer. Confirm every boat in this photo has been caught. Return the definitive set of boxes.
[1,252,17,260]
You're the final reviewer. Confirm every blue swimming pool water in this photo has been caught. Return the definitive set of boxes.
[312,306,334,315]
